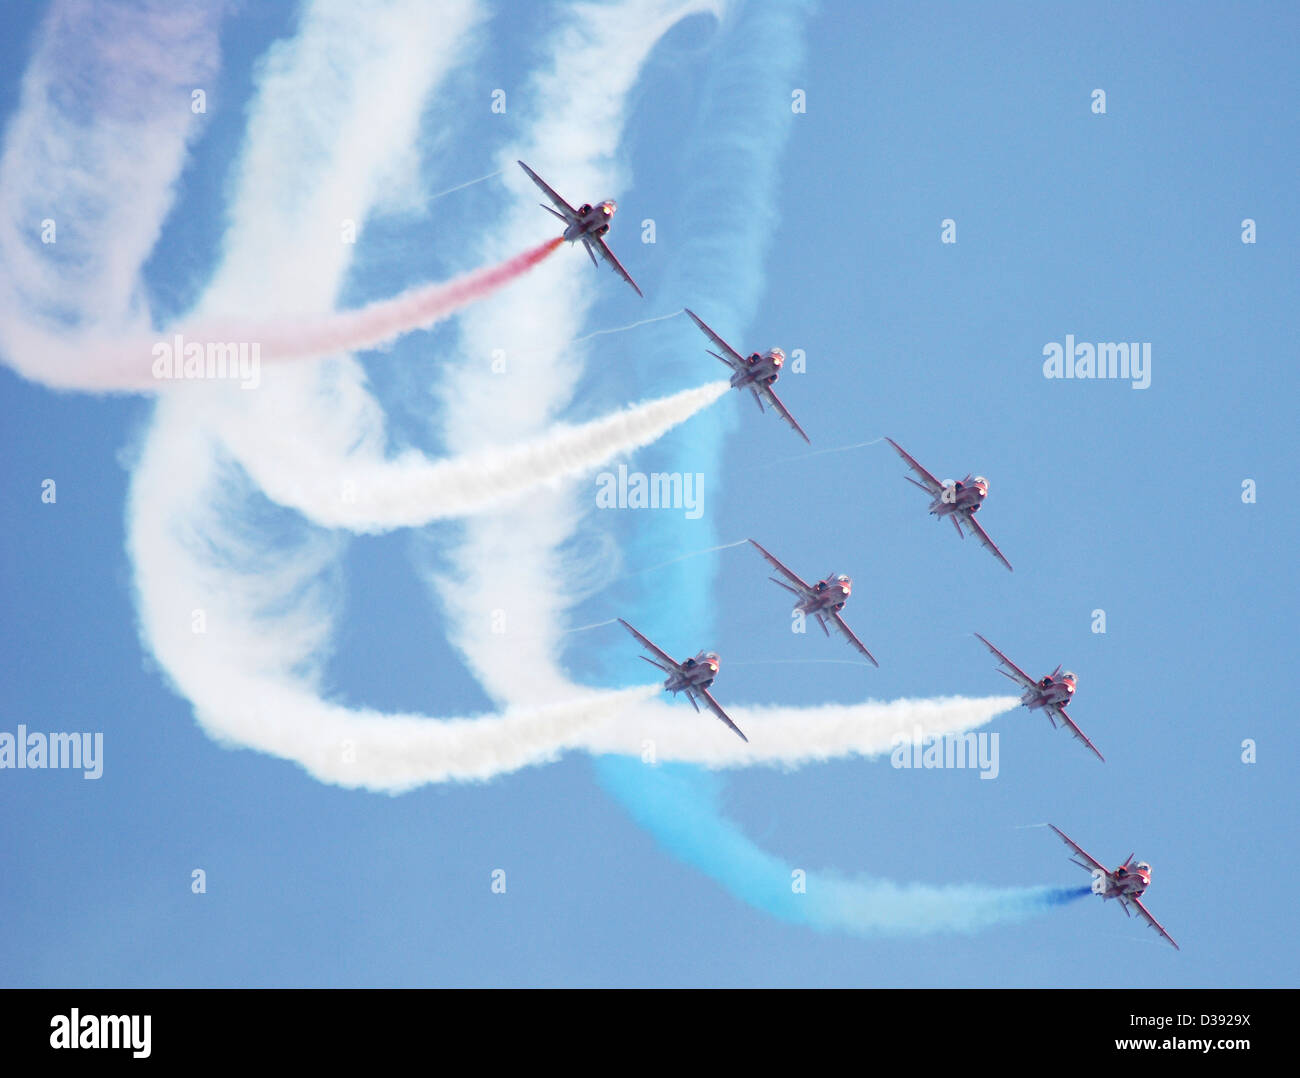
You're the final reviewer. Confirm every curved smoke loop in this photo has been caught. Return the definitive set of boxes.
[2,0,1081,940]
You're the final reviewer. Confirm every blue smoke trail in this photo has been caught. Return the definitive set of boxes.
[596,757,1090,937]
[593,0,1086,939]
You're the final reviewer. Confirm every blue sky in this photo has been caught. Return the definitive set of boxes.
[1,0,1296,987]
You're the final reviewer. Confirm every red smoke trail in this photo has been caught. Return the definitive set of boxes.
[85,236,567,393]
[226,235,566,363]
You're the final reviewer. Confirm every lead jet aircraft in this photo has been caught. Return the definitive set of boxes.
[1050,824,1180,950]
[748,540,878,666]
[617,618,748,742]
[885,437,1013,571]
[685,309,810,443]
[517,160,642,297]
[974,633,1104,762]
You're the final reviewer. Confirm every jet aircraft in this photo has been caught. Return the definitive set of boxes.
[518,160,643,297]
[748,539,878,666]
[885,437,1013,571]
[618,618,747,742]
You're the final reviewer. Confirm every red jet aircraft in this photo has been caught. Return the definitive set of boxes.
[1050,824,1180,950]
[748,540,878,666]
[886,437,1012,571]
[685,309,810,443]
[618,619,747,742]
[975,633,1104,762]
[518,160,642,297]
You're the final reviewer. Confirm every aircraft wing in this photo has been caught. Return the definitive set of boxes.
[886,437,944,495]
[759,383,811,444]
[618,618,680,673]
[517,160,578,222]
[586,236,643,298]
[747,539,812,592]
[960,511,1014,572]
[696,686,749,743]
[1049,824,1110,875]
[1047,705,1106,762]
[1129,895,1180,951]
[828,609,880,667]
[973,633,1036,689]
[685,309,746,369]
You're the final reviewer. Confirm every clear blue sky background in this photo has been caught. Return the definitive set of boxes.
[1,1,1296,987]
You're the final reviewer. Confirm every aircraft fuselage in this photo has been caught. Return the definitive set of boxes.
[1022,672,1076,710]
[795,575,852,616]
[564,201,616,243]
[729,349,785,389]
[929,475,988,517]
[1102,861,1152,900]
[664,651,719,694]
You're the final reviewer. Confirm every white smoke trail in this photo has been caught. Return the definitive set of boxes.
[194,0,485,320]
[128,382,1018,792]
[122,0,584,786]
[153,2,722,545]
[412,0,1085,943]
[108,1,723,796]
[430,0,724,708]
[0,0,222,390]
[130,395,1020,789]
[205,378,729,533]
[180,0,492,521]
[127,392,662,791]
[0,0,1027,810]
[574,694,1021,766]
[109,0,1019,789]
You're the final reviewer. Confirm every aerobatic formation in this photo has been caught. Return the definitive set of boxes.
[0,3,1182,964]
[522,162,1178,950]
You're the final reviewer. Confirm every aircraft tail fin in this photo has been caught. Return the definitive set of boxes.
[768,576,801,596]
